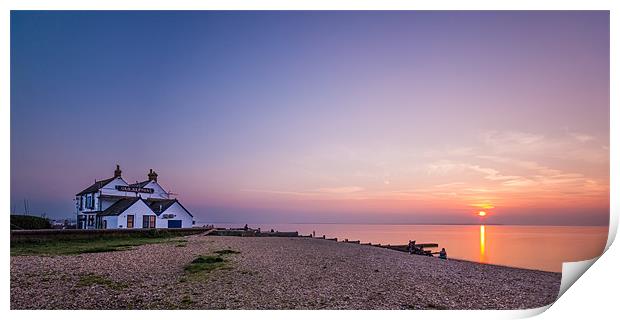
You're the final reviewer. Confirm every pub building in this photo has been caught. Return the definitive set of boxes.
[75,165,194,229]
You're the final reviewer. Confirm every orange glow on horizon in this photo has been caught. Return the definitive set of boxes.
[472,203,495,210]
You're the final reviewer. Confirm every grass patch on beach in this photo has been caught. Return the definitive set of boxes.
[180,250,238,279]
[180,295,194,307]
[181,255,229,282]
[184,255,225,273]
[426,303,448,310]
[214,249,240,255]
[171,239,189,247]
[11,234,185,256]
[77,274,128,291]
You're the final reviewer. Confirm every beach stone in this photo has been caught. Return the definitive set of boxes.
[10,235,560,309]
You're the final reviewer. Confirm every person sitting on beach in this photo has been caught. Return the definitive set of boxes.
[408,240,416,254]
[244,224,249,231]
[439,248,447,260]
[415,246,423,255]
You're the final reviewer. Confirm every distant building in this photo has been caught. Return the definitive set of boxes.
[75,165,194,229]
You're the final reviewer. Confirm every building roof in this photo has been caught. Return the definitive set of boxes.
[129,180,151,188]
[76,177,116,196]
[98,197,145,216]
[147,199,177,214]
[146,198,193,217]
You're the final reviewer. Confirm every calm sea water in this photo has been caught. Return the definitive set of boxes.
[203,223,608,273]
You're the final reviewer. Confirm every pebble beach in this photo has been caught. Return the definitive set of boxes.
[11,234,561,310]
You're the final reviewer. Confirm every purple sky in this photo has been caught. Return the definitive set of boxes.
[11,11,609,225]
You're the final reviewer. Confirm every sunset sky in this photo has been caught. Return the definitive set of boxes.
[11,11,609,225]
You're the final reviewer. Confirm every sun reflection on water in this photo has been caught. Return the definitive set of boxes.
[479,225,487,263]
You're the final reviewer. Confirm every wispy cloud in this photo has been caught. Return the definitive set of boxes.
[483,130,545,147]
[238,128,607,212]
[241,186,365,197]
[426,160,522,182]
[315,186,364,194]
[569,132,595,143]
[240,189,316,197]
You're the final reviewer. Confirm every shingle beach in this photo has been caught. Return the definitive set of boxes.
[11,235,561,310]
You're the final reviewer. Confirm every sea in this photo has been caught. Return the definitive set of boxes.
[199,223,609,273]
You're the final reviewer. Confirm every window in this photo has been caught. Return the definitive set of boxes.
[127,215,134,229]
[142,215,156,229]
[102,220,107,229]
[86,194,95,209]
[87,215,95,227]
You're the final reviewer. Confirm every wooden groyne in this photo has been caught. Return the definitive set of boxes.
[205,228,444,257]
[383,243,438,250]
[381,243,439,256]
[313,234,441,256]
[206,228,298,238]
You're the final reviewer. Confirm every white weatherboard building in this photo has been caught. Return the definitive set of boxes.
[75,165,194,229]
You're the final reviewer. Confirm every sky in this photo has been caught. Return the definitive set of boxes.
[10,11,609,225]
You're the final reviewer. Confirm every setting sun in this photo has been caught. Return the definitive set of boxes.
[478,211,487,217]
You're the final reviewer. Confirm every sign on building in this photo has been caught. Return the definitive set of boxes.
[115,185,155,193]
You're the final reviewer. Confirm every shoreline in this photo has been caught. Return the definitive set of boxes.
[208,223,607,273]
[11,234,561,310]
[204,222,610,227]
[445,257,562,275]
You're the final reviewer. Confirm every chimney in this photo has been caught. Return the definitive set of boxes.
[114,164,122,178]
[147,169,158,182]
